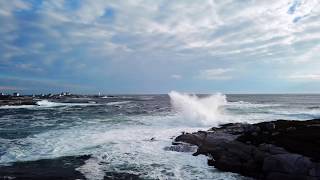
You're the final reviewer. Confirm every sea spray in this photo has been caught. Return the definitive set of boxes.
[36,100,60,107]
[168,91,227,126]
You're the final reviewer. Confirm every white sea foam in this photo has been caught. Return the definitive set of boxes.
[36,100,61,107]
[36,100,99,107]
[169,91,227,126]
[0,105,36,109]
[2,94,317,179]
[101,96,116,99]
[167,91,305,126]
[0,100,99,109]
[227,101,281,108]
[0,113,244,180]
[106,101,131,106]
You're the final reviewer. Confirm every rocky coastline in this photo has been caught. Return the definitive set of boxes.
[0,96,37,106]
[0,155,142,180]
[169,119,320,180]
[0,94,98,107]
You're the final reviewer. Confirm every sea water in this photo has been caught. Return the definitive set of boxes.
[1,92,320,179]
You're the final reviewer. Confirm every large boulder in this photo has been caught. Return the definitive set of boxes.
[263,154,313,175]
[171,119,320,180]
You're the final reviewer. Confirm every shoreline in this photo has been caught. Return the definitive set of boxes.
[169,119,320,180]
[0,119,319,179]
[0,95,99,107]
[0,155,142,180]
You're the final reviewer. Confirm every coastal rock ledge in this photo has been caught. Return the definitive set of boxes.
[171,119,320,180]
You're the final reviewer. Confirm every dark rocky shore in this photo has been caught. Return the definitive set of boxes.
[0,155,90,180]
[0,94,98,107]
[169,119,320,180]
[0,155,141,180]
[0,96,37,106]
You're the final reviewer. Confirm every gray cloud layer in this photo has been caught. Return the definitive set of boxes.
[0,0,320,93]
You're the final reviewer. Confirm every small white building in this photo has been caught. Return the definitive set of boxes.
[13,92,20,97]
[0,92,5,96]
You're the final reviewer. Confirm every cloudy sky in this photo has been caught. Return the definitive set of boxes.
[0,0,320,94]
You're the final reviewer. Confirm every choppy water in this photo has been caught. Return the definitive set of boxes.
[1,92,320,179]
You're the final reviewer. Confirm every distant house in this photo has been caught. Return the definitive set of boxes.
[13,92,20,97]
[60,92,71,96]
[0,92,5,96]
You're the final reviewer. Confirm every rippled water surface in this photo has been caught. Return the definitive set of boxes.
[1,93,320,179]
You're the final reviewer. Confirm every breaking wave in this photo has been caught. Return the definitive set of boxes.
[168,91,227,126]
[106,101,131,106]
[36,100,61,107]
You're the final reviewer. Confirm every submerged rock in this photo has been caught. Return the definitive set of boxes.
[172,119,320,180]
[0,155,91,180]
[0,155,143,180]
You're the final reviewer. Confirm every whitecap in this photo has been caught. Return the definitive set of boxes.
[106,101,131,106]
[169,91,227,127]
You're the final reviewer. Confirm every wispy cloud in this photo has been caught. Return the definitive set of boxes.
[197,68,233,80]
[0,0,319,93]
[0,86,22,91]
[171,74,182,79]
[288,73,320,81]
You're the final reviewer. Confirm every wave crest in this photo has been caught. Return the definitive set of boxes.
[168,91,227,126]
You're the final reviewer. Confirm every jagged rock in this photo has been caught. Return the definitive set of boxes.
[172,119,320,180]
[263,154,313,175]
[265,123,276,131]
[0,155,91,179]
[0,155,143,180]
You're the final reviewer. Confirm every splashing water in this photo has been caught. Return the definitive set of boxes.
[169,91,227,127]
[2,94,320,179]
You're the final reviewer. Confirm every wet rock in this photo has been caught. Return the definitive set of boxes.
[175,132,207,146]
[309,163,320,177]
[0,155,143,180]
[0,155,91,180]
[265,123,276,131]
[258,144,287,155]
[171,119,320,180]
[263,154,313,175]
[0,97,37,106]
[286,127,296,131]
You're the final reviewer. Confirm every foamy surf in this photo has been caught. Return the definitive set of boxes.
[106,101,131,106]
[169,91,227,127]
[0,105,36,109]
[1,94,320,179]
[35,100,99,108]
[0,100,100,109]
[36,100,61,107]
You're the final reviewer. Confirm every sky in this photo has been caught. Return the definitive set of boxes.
[0,0,320,94]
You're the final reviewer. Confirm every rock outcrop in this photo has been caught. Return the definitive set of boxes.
[0,96,37,106]
[0,155,142,180]
[169,119,320,180]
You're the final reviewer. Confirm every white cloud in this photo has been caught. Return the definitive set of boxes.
[0,0,31,16]
[288,73,320,81]
[171,74,182,79]
[293,44,320,63]
[3,0,320,63]
[197,68,233,80]
[0,0,320,92]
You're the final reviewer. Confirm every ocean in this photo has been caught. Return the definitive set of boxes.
[1,92,320,179]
